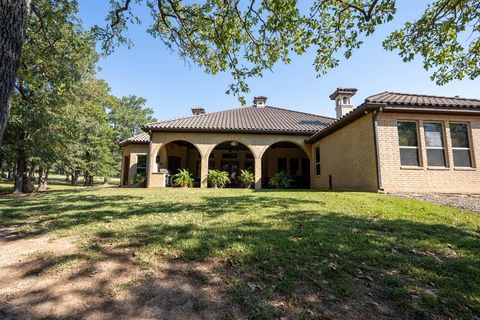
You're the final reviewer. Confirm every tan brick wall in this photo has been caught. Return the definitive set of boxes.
[378,112,480,193]
[311,113,378,191]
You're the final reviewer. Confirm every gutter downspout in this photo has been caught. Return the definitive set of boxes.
[373,108,384,192]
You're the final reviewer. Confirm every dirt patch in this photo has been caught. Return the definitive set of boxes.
[0,233,243,319]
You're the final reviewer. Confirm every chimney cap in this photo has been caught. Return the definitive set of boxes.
[329,88,357,100]
[253,96,268,107]
[191,107,206,115]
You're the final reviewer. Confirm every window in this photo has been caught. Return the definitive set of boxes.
[290,158,299,175]
[278,158,287,173]
[424,122,447,167]
[136,155,147,174]
[342,97,350,104]
[450,123,473,167]
[397,121,420,166]
[314,146,321,176]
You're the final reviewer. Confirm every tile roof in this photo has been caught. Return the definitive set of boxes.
[143,106,334,134]
[365,92,480,107]
[118,132,149,146]
[306,92,480,144]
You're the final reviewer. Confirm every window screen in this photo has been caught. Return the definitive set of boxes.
[397,121,420,166]
[424,122,446,167]
[450,123,473,167]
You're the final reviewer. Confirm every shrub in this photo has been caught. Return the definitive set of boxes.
[239,169,255,188]
[132,173,146,187]
[174,169,194,188]
[269,171,291,189]
[208,170,230,188]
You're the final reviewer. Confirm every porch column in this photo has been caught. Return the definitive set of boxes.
[146,139,155,188]
[200,153,209,188]
[254,156,262,190]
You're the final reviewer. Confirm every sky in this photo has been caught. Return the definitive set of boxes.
[77,1,479,120]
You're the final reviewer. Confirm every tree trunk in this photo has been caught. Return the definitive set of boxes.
[0,0,31,146]
[28,163,35,179]
[37,167,48,192]
[13,146,26,193]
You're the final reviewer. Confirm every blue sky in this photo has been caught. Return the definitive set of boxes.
[78,1,479,119]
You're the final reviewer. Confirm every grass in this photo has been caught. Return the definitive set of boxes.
[1,187,479,319]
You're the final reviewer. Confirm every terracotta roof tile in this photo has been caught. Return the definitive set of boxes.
[118,132,149,146]
[365,92,480,107]
[143,106,334,134]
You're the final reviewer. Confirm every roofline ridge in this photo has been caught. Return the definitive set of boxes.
[367,91,480,102]
[265,105,336,120]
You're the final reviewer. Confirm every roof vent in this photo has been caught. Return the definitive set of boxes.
[253,96,267,108]
[191,108,206,115]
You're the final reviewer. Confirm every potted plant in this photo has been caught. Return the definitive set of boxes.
[268,171,292,189]
[131,172,147,187]
[173,169,193,188]
[208,169,230,188]
[239,169,255,188]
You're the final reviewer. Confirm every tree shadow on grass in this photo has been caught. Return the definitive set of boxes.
[1,190,479,319]
[0,190,324,240]
[90,209,480,319]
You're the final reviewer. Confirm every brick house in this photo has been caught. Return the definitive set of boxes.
[120,89,480,193]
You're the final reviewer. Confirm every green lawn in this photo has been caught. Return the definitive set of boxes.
[1,188,479,319]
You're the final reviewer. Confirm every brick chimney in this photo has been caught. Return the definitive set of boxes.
[253,96,267,108]
[191,107,205,115]
[329,88,357,119]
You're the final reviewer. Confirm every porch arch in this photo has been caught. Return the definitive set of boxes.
[206,140,256,188]
[155,140,202,187]
[261,141,311,188]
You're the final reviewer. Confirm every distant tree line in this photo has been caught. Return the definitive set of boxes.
[0,0,155,193]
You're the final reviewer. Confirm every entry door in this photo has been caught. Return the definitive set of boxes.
[122,156,130,185]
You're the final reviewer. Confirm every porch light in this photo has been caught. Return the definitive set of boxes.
[230,141,238,146]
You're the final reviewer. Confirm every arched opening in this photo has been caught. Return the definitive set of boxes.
[155,140,201,187]
[261,141,310,188]
[207,141,255,188]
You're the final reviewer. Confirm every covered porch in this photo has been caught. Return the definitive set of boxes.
[143,132,312,189]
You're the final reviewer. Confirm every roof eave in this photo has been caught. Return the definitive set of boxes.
[305,103,480,144]
[142,126,317,136]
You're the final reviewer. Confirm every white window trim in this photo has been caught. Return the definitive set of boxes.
[397,120,421,167]
[450,122,474,168]
[423,121,447,167]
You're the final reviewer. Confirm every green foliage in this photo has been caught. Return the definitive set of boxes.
[173,169,194,188]
[383,1,480,85]
[108,95,156,169]
[131,173,146,186]
[269,171,292,189]
[239,169,254,188]
[207,170,229,188]
[95,0,478,98]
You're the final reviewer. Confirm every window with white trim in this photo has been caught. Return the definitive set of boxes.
[314,146,321,176]
[397,121,420,166]
[449,123,473,167]
[136,155,147,174]
[423,122,447,167]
